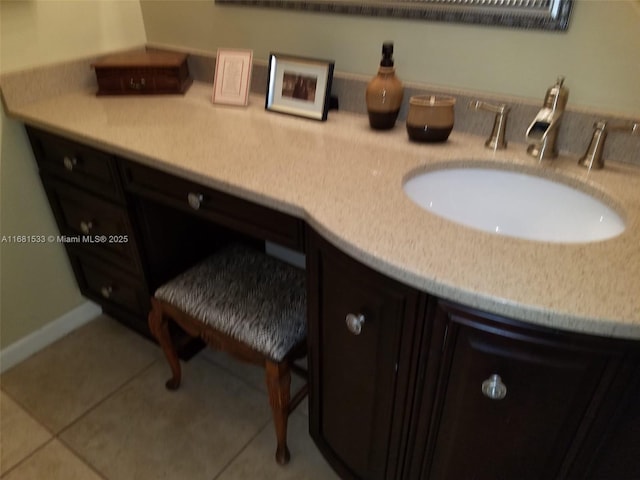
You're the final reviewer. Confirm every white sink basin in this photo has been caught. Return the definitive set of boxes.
[403,167,625,243]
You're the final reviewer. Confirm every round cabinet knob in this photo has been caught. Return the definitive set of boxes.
[187,192,204,210]
[345,313,366,335]
[100,285,113,299]
[63,156,77,171]
[80,220,93,234]
[482,374,507,400]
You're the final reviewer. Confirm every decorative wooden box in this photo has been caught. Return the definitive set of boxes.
[93,52,192,96]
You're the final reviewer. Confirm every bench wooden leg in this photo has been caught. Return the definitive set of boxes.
[265,360,291,465]
[148,297,182,391]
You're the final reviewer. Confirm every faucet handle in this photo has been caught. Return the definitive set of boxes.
[469,100,511,150]
[578,120,640,170]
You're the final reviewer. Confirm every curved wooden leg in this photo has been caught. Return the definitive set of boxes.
[265,360,291,465]
[148,297,182,390]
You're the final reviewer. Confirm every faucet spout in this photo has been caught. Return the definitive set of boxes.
[526,77,569,161]
[526,109,562,160]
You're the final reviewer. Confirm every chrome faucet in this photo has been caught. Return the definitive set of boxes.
[526,77,569,161]
[578,120,640,170]
[468,100,510,150]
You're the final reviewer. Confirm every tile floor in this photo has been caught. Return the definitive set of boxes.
[0,315,340,480]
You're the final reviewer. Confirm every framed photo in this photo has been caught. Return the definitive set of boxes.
[212,49,253,106]
[266,53,335,121]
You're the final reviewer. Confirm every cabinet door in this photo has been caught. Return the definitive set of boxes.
[41,175,142,273]
[419,302,622,480]
[307,233,424,480]
[567,360,640,479]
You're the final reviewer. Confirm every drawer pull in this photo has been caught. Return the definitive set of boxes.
[80,220,93,234]
[100,285,113,299]
[63,156,78,171]
[129,78,146,90]
[187,192,204,210]
[481,374,507,400]
[345,313,366,335]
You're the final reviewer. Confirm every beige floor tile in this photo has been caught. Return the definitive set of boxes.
[201,350,309,416]
[201,348,267,393]
[0,391,52,475]
[2,439,103,480]
[0,316,160,433]
[61,357,272,480]
[217,411,340,480]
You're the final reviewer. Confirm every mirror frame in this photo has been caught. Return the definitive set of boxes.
[216,0,573,31]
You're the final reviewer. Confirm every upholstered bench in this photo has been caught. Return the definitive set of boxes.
[147,244,308,464]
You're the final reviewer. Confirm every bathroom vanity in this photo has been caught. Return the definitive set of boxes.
[2,54,639,479]
[307,231,639,479]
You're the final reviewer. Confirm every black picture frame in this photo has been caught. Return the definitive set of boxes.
[266,53,335,121]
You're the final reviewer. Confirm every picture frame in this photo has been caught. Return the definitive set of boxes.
[212,49,253,106]
[266,53,335,121]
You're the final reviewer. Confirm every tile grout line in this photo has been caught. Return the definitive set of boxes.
[0,355,159,480]
[198,352,269,397]
[210,418,273,480]
[0,359,159,480]
[55,357,159,438]
[53,359,162,480]
[0,435,109,480]
[199,351,309,401]
[0,436,52,479]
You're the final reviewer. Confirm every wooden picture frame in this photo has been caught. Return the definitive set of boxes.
[212,49,253,106]
[266,53,334,121]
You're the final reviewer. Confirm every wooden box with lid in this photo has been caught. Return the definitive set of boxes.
[93,51,192,96]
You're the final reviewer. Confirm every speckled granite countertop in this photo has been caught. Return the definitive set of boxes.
[3,79,640,340]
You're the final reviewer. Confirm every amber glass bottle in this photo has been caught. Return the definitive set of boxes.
[366,42,404,130]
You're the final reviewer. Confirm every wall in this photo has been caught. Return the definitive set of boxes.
[0,0,147,349]
[140,0,640,117]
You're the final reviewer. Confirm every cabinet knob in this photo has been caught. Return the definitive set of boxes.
[187,192,204,210]
[100,285,113,299]
[481,374,507,400]
[80,220,93,234]
[63,156,78,171]
[345,313,366,335]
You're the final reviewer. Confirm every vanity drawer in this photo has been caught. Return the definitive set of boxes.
[69,252,149,319]
[41,175,142,272]
[26,126,123,202]
[121,161,305,252]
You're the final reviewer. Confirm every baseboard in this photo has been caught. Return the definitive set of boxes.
[0,301,102,374]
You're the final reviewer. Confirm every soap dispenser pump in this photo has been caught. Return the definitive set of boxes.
[366,42,404,130]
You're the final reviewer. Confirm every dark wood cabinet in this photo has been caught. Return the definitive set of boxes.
[26,125,304,348]
[39,176,142,273]
[307,232,426,480]
[27,124,306,332]
[27,126,152,335]
[409,301,633,480]
[565,360,640,479]
[68,250,151,335]
[307,229,639,480]
[27,127,124,202]
[120,160,305,253]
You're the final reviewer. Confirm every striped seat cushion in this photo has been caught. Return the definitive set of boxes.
[155,244,306,361]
